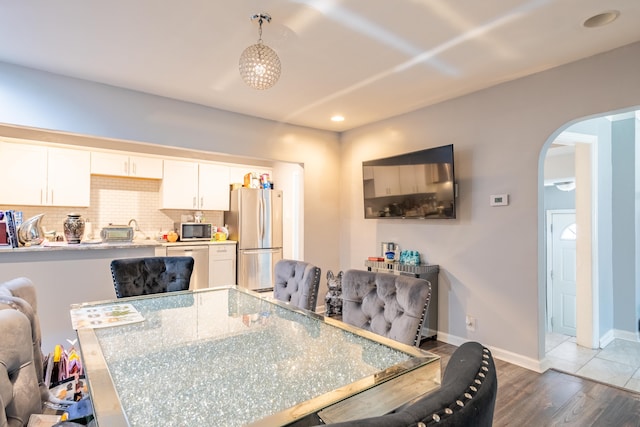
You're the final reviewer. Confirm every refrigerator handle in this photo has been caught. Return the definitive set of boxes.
[259,191,265,241]
[241,249,281,254]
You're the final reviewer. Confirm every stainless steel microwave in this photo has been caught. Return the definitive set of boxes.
[178,223,212,241]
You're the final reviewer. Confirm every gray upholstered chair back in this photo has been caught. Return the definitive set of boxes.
[0,309,42,427]
[318,341,497,427]
[0,277,47,403]
[341,269,431,346]
[273,259,321,312]
[110,256,195,298]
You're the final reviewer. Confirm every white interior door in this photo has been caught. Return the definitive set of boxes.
[548,211,577,336]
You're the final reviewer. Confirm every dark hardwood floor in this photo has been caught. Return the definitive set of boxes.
[420,340,640,426]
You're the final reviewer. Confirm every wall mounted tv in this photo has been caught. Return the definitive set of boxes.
[362,144,456,219]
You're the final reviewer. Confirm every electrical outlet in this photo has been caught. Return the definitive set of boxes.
[466,315,476,332]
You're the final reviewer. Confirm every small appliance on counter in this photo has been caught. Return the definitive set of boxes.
[100,225,134,243]
[380,242,399,261]
[176,222,213,241]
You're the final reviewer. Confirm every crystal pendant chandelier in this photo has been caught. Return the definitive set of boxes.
[239,13,281,90]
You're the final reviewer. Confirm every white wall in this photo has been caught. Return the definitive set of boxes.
[340,42,640,368]
[544,151,575,184]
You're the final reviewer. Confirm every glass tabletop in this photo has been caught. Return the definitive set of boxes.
[74,287,440,426]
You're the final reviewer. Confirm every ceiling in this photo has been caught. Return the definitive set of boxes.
[1,1,639,133]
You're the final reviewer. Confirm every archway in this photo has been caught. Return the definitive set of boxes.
[539,107,640,391]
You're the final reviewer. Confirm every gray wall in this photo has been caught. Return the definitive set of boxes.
[340,42,640,366]
[0,61,342,295]
[611,118,637,333]
[1,41,640,368]
[594,118,614,338]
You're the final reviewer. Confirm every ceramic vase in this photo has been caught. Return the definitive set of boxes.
[63,214,85,244]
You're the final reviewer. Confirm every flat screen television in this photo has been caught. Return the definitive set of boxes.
[362,144,456,219]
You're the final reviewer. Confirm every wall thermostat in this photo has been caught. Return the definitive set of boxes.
[490,194,509,206]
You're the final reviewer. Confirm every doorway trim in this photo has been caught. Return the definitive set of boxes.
[538,117,602,362]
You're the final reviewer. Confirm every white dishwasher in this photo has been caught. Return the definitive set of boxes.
[167,245,209,290]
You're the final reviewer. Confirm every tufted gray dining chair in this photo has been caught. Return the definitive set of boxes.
[316,341,497,427]
[273,259,321,312]
[110,256,194,298]
[0,310,43,427]
[0,277,48,426]
[340,269,431,347]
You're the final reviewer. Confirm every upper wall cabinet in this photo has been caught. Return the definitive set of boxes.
[399,165,430,195]
[91,151,163,179]
[365,165,401,197]
[161,160,230,211]
[0,142,90,207]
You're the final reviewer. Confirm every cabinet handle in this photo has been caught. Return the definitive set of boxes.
[124,161,128,175]
[50,189,54,205]
[200,197,204,208]
[193,197,197,208]
[40,189,43,204]
[132,162,136,175]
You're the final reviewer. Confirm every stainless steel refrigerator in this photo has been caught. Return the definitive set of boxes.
[226,188,283,291]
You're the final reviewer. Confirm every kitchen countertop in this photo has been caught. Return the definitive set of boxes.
[0,239,236,253]
[160,240,236,247]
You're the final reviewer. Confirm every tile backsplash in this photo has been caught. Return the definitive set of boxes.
[5,176,225,240]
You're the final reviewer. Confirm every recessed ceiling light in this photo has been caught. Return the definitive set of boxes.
[331,115,345,122]
[583,10,620,28]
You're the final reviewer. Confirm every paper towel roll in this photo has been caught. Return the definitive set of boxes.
[84,222,93,240]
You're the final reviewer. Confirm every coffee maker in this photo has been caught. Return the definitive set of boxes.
[380,242,399,261]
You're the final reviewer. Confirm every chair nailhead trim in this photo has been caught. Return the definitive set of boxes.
[419,346,493,426]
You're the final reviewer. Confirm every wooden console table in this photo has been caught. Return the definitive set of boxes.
[364,260,439,340]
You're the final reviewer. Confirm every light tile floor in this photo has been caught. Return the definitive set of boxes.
[546,332,640,392]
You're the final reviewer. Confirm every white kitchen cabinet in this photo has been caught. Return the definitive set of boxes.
[372,165,401,197]
[160,159,229,210]
[199,163,230,211]
[208,243,236,286]
[160,159,199,209]
[91,151,163,179]
[0,142,90,206]
[399,165,429,194]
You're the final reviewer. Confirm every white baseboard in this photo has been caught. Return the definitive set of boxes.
[600,329,615,348]
[613,329,639,343]
[437,332,547,373]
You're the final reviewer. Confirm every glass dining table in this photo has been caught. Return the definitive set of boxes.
[72,286,441,426]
